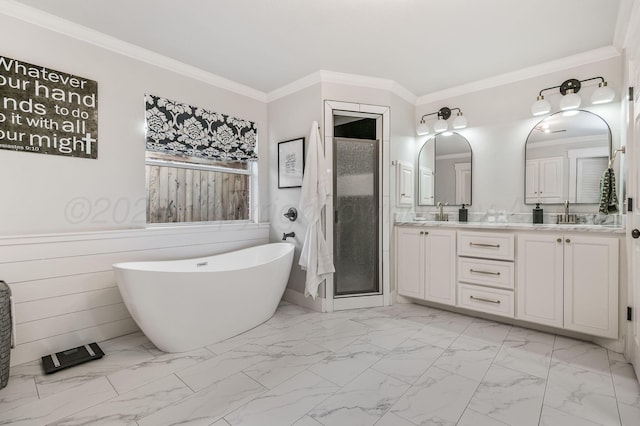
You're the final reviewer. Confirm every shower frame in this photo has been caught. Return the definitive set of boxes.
[322,100,391,312]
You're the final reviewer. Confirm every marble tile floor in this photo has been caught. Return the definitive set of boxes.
[1,302,640,425]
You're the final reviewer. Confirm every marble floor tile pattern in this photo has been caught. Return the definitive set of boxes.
[1,302,639,425]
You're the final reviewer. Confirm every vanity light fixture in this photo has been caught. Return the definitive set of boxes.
[416,107,467,136]
[592,81,616,104]
[530,77,615,116]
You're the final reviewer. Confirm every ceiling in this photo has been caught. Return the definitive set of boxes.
[12,0,624,98]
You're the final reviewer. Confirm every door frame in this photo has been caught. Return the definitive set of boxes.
[323,100,391,312]
[626,58,640,380]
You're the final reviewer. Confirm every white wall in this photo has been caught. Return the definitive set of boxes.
[268,82,416,301]
[414,56,623,216]
[0,12,272,364]
[0,13,269,235]
[267,84,322,295]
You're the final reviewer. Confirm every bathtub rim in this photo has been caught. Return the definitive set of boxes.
[112,241,295,272]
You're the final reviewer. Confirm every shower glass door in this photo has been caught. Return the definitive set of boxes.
[333,137,380,296]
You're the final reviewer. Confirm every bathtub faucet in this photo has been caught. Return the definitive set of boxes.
[282,232,295,241]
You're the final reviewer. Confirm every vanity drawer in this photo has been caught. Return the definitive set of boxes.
[457,231,515,261]
[458,258,514,289]
[458,284,514,317]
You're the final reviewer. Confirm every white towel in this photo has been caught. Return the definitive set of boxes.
[298,121,335,299]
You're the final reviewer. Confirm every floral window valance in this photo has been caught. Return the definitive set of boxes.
[144,94,258,162]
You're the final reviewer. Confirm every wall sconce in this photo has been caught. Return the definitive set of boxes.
[416,107,467,136]
[531,77,615,116]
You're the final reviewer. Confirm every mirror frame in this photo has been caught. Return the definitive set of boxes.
[523,109,612,205]
[416,131,473,207]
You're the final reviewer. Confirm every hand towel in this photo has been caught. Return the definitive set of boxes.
[599,167,619,214]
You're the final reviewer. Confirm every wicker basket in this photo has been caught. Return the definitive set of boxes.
[0,280,11,390]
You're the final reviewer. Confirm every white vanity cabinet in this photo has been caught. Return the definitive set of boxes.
[516,233,564,327]
[517,232,619,338]
[396,226,456,306]
[457,231,516,317]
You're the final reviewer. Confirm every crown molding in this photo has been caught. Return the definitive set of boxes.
[265,71,323,103]
[267,69,417,104]
[2,0,624,108]
[416,46,621,106]
[391,81,419,105]
[613,0,634,50]
[319,70,417,104]
[0,0,267,102]
[621,0,640,58]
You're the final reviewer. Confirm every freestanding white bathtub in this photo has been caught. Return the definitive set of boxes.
[113,243,294,353]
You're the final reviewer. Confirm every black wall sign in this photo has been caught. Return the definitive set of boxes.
[0,55,98,159]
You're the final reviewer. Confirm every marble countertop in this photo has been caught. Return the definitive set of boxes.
[395,220,626,234]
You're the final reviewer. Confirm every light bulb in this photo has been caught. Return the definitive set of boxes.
[591,82,615,104]
[531,96,551,116]
[452,113,468,129]
[433,118,448,133]
[560,90,582,110]
[416,121,430,136]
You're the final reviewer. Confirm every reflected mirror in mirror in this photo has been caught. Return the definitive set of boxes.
[417,132,472,206]
[525,110,611,205]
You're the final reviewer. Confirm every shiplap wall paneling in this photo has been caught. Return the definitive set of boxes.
[1,224,269,366]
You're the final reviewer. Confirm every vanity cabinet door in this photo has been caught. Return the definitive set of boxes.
[424,229,456,306]
[564,235,618,339]
[396,227,424,299]
[517,234,564,327]
[396,227,456,305]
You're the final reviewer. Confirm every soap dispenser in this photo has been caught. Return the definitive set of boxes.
[459,204,468,222]
[533,203,543,224]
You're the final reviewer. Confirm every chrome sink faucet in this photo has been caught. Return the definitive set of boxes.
[557,200,577,224]
[435,202,449,221]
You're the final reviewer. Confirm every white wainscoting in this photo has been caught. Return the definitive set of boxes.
[0,222,269,366]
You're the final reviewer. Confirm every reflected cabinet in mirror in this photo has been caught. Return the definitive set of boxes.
[525,110,611,204]
[417,132,472,206]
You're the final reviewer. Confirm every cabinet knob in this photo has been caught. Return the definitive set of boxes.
[565,238,571,243]
[420,231,424,235]
[557,238,562,243]
[632,229,640,239]
[425,231,429,235]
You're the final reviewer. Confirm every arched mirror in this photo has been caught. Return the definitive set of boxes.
[417,132,472,206]
[524,110,611,204]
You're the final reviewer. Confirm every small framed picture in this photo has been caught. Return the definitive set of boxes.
[278,137,305,188]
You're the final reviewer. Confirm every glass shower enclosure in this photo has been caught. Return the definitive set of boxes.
[333,136,380,296]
